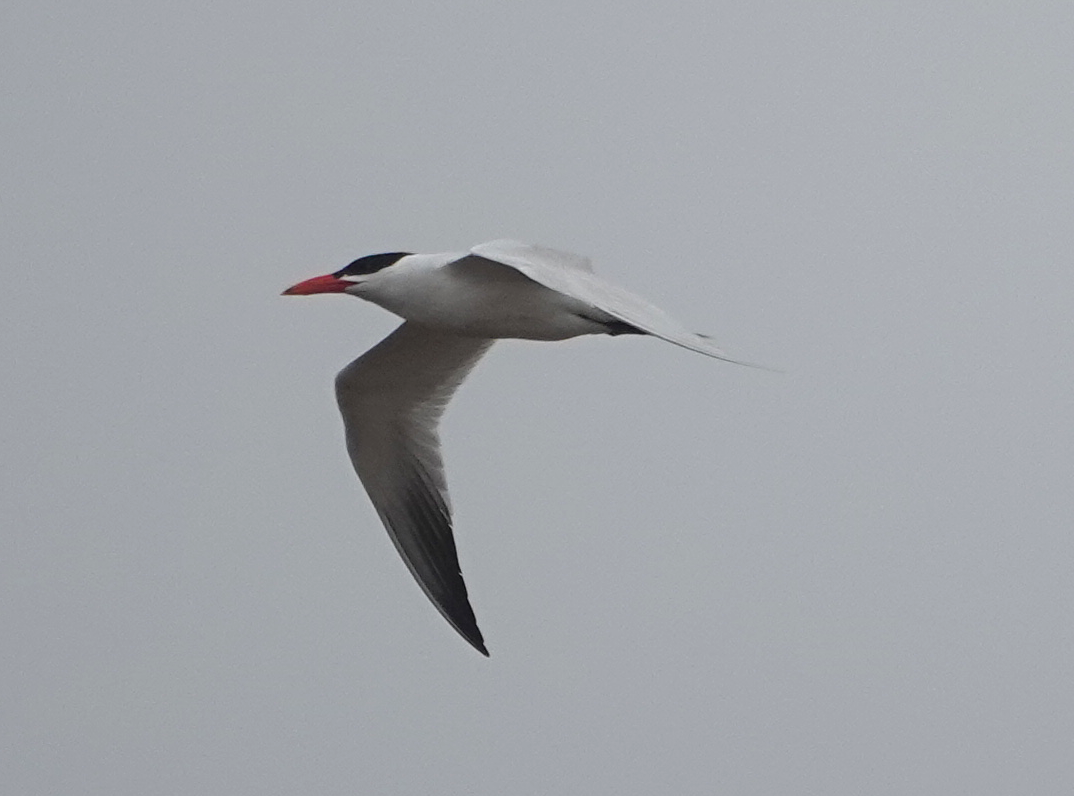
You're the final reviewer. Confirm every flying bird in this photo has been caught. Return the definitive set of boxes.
[283,240,750,655]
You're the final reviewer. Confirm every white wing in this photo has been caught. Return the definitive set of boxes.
[470,239,755,366]
[335,321,494,655]
[471,239,594,273]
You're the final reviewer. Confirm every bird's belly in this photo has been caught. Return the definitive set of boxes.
[365,264,606,340]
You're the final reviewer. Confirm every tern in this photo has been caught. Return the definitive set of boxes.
[284,240,750,655]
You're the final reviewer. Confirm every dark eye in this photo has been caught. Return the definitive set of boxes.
[333,252,411,278]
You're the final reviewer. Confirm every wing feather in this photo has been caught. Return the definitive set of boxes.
[470,239,758,366]
[335,321,494,655]
[471,239,594,273]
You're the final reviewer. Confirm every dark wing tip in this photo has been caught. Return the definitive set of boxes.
[441,593,489,656]
[443,603,488,656]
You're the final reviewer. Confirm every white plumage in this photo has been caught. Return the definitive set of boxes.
[284,240,751,655]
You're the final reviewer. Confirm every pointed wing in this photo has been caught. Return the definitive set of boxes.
[470,239,754,366]
[335,321,494,655]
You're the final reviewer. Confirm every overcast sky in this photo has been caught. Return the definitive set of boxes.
[4,2,1073,794]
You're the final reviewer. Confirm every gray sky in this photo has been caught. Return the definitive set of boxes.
[4,2,1073,793]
